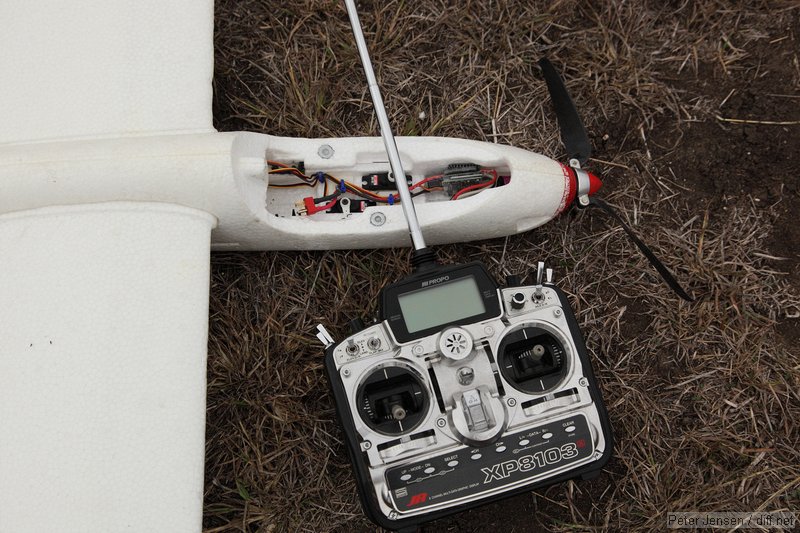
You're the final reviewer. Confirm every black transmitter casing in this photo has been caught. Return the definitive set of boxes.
[324,262,613,531]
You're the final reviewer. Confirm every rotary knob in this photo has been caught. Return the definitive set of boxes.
[511,292,526,309]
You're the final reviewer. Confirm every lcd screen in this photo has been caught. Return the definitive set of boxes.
[397,276,486,333]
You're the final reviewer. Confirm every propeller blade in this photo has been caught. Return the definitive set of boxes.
[539,58,592,167]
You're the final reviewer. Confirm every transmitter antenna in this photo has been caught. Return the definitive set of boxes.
[344,0,427,252]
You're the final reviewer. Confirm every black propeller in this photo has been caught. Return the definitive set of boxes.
[538,57,694,302]
[538,58,592,167]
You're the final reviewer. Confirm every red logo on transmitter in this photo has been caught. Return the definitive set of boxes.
[407,492,428,507]
[576,438,586,449]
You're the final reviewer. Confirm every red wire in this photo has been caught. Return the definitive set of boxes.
[451,169,498,200]
[315,197,339,211]
[409,174,443,191]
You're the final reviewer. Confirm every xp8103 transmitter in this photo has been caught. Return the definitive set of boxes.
[315,2,613,530]
[318,260,613,530]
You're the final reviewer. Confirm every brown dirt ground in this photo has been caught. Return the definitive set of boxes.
[207,2,800,532]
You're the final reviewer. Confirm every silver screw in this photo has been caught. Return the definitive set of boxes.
[389,511,398,520]
[317,144,334,159]
[484,325,494,336]
[370,211,386,226]
[554,308,563,318]
[507,397,517,407]
[342,368,351,377]
[412,344,424,355]
[579,377,588,387]
[361,440,372,450]
[436,418,446,428]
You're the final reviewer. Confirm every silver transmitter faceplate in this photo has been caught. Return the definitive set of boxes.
[326,273,611,525]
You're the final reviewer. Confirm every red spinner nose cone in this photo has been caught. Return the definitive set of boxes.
[588,172,603,195]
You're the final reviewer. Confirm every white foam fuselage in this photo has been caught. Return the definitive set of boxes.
[0,132,571,251]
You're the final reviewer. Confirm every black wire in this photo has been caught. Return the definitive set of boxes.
[269,166,316,185]
[313,190,342,203]
[269,182,314,189]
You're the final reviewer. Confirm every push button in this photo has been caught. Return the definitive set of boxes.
[511,292,526,309]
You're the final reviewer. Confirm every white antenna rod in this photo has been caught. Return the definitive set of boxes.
[344,0,426,251]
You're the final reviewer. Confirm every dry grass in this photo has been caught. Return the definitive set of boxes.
[207,1,800,531]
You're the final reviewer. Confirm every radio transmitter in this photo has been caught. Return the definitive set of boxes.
[319,260,613,530]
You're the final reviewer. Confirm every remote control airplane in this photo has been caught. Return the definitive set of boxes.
[0,1,687,532]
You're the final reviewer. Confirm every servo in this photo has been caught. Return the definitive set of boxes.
[361,171,413,191]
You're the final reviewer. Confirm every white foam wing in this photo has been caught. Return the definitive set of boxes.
[0,0,213,144]
[0,3,215,532]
